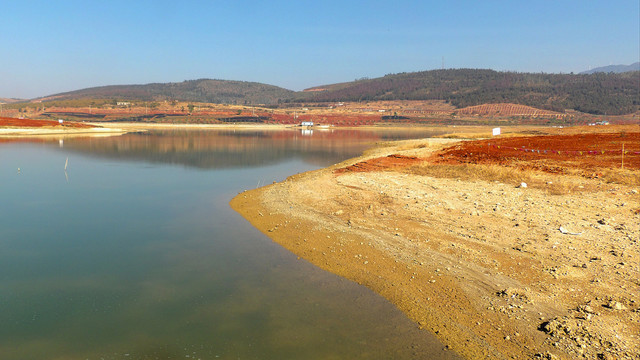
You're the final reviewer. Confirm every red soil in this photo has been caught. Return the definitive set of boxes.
[435,132,640,171]
[335,155,422,174]
[334,132,639,177]
[0,116,93,128]
[456,103,566,118]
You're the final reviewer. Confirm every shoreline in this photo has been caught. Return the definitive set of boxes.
[0,126,129,137]
[5,120,627,137]
[88,122,294,131]
[230,135,639,359]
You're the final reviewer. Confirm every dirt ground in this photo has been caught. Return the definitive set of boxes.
[0,116,131,138]
[0,116,94,128]
[436,131,640,171]
[231,126,639,359]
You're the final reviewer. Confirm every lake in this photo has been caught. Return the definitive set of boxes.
[0,128,461,359]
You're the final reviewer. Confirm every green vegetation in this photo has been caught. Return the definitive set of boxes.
[297,69,640,115]
[41,79,295,105]
[4,98,113,111]
[18,70,640,116]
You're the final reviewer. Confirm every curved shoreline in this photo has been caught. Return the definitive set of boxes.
[229,140,508,359]
[230,136,639,359]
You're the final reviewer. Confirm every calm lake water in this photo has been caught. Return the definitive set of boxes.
[0,128,461,359]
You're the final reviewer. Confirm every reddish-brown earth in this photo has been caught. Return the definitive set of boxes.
[334,154,422,174]
[435,132,640,171]
[0,116,93,128]
[456,103,567,118]
[331,131,640,178]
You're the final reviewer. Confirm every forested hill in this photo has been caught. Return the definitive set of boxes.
[35,70,640,115]
[41,79,295,105]
[299,69,640,115]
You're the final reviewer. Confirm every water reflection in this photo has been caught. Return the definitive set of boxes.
[0,129,461,359]
[7,127,451,169]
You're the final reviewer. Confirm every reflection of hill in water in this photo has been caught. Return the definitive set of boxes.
[60,129,444,169]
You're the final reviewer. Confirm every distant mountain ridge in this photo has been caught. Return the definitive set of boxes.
[296,69,639,115]
[580,62,640,74]
[31,68,640,115]
[0,97,24,104]
[38,79,294,105]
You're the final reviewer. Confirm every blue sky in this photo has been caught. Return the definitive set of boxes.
[1,0,638,98]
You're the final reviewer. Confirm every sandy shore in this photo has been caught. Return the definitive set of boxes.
[0,126,129,137]
[0,121,295,136]
[90,122,295,131]
[231,137,639,359]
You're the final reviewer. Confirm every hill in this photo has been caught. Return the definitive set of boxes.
[456,103,566,118]
[38,79,294,105]
[0,97,24,104]
[580,62,640,74]
[298,69,640,115]
[28,69,640,116]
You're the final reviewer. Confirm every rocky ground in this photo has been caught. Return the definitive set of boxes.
[231,130,639,359]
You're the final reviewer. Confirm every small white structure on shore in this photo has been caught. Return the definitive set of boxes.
[301,121,314,127]
[492,127,501,136]
[58,119,64,124]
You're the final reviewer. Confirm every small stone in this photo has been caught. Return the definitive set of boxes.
[606,301,627,310]
[534,352,559,360]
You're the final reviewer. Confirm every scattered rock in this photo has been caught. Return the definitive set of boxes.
[497,288,530,302]
[605,300,627,310]
[534,352,560,360]
[559,226,582,235]
[577,305,595,314]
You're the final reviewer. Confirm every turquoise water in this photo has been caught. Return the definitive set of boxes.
[0,129,460,359]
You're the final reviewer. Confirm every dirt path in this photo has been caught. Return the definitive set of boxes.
[231,132,639,359]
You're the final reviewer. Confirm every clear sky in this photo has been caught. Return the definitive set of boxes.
[1,0,638,99]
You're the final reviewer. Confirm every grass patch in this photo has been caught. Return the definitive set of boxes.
[435,133,491,139]
[587,168,640,187]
